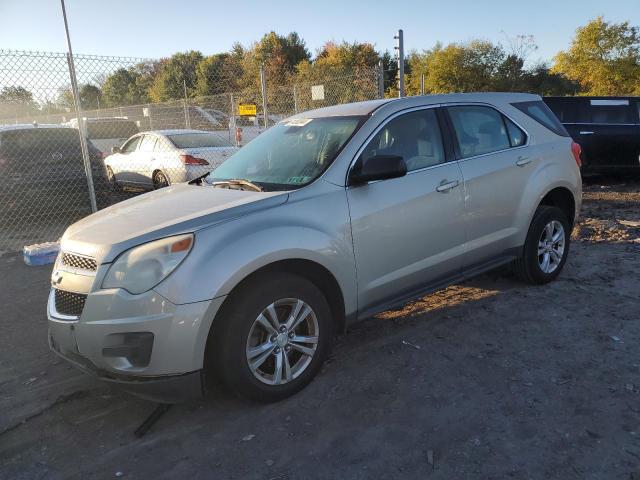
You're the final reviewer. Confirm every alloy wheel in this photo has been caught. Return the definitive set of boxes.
[245,298,319,385]
[538,220,565,274]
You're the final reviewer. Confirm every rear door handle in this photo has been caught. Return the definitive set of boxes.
[579,131,594,135]
[436,180,459,192]
[516,156,531,167]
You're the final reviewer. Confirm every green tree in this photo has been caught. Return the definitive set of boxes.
[195,53,231,96]
[552,17,640,95]
[407,40,505,94]
[294,41,380,109]
[240,31,310,91]
[0,86,38,119]
[55,87,75,111]
[102,68,139,106]
[149,51,204,101]
[79,84,102,109]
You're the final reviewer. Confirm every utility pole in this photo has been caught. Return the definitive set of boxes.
[394,29,405,98]
[60,0,97,213]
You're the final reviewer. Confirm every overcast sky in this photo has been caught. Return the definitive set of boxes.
[1,0,639,63]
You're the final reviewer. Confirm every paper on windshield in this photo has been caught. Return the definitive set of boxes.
[284,118,312,127]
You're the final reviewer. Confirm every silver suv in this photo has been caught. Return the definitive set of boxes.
[47,93,582,403]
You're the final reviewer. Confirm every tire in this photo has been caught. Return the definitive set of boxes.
[513,205,571,284]
[106,167,122,192]
[208,272,334,402]
[153,170,169,189]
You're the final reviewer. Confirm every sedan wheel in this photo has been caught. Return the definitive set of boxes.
[153,171,169,189]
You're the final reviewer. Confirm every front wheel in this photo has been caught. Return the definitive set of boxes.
[513,205,571,284]
[208,273,334,402]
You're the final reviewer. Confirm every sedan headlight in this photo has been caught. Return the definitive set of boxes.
[102,234,193,294]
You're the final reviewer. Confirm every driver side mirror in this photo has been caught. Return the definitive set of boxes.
[349,155,407,185]
[111,146,121,154]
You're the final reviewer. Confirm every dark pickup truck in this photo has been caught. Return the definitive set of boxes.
[544,96,640,173]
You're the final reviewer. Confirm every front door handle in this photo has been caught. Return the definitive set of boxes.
[516,156,531,167]
[436,180,459,192]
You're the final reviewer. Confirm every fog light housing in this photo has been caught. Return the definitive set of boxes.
[102,332,154,368]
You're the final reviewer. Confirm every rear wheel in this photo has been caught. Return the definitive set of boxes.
[153,170,169,189]
[209,273,334,402]
[513,205,571,284]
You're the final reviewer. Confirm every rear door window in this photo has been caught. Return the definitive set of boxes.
[138,135,157,153]
[447,105,511,158]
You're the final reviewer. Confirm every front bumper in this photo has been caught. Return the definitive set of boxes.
[48,287,225,403]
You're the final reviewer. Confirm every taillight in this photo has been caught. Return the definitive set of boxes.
[180,154,209,166]
[571,141,582,167]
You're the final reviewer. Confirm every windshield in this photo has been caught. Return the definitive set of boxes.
[207,115,365,190]
[169,132,233,148]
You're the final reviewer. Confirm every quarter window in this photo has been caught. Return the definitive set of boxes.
[359,109,445,172]
[504,117,526,147]
[447,106,510,158]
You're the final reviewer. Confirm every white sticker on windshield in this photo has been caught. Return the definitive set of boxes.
[284,118,312,127]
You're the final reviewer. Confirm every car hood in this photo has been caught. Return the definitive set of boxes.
[61,183,288,263]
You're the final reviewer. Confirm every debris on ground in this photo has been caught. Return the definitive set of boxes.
[401,340,421,350]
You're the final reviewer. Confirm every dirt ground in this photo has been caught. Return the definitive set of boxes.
[1,178,639,479]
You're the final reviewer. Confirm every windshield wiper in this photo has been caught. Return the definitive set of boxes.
[211,178,263,192]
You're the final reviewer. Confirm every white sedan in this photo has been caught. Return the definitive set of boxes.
[104,129,237,190]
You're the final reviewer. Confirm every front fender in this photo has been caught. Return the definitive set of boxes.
[154,184,357,317]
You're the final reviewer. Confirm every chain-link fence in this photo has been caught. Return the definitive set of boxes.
[0,50,382,252]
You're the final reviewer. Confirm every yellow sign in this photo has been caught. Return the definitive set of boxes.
[238,104,257,116]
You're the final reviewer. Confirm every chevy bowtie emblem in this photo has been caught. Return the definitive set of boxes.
[52,271,63,285]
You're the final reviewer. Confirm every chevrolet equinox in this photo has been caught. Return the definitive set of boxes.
[47,93,582,403]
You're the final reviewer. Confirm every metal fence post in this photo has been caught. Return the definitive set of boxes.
[229,93,234,143]
[293,84,298,114]
[182,79,191,129]
[60,0,97,213]
[377,60,385,98]
[420,73,425,95]
[259,64,268,129]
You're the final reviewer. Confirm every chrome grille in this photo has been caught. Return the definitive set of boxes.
[54,289,87,317]
[61,252,97,271]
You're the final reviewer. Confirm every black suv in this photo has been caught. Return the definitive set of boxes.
[0,124,107,220]
[544,96,640,173]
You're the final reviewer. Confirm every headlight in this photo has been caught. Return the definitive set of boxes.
[102,234,193,294]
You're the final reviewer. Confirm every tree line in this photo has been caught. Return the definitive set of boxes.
[1,16,639,119]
